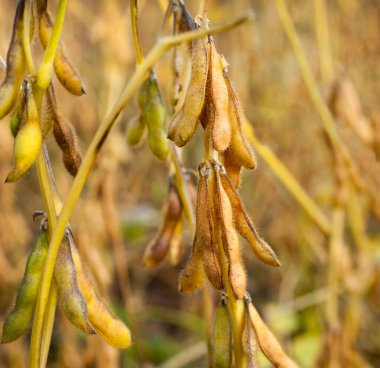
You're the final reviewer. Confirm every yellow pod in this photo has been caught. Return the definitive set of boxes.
[69,231,132,349]
[247,298,299,368]
[0,0,27,120]
[39,11,85,96]
[6,86,42,182]
[1,229,48,343]
[126,114,146,146]
[168,217,184,266]
[54,233,93,335]
[212,297,232,368]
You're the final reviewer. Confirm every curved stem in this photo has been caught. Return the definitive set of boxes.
[30,13,253,368]
[130,0,144,64]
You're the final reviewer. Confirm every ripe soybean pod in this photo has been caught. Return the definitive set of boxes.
[223,67,256,171]
[9,81,26,138]
[212,294,232,368]
[6,83,42,182]
[179,165,210,294]
[143,73,170,161]
[168,19,209,147]
[143,179,182,267]
[246,295,299,368]
[68,230,132,349]
[39,10,86,96]
[213,160,247,299]
[208,41,231,152]
[0,0,27,120]
[220,170,281,267]
[1,228,49,344]
[54,232,93,335]
[201,163,223,290]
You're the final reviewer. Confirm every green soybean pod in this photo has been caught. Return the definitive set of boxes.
[212,296,232,368]
[1,229,49,344]
[54,233,93,335]
[126,114,146,146]
[143,74,170,161]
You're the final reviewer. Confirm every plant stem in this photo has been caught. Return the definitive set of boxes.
[130,0,144,65]
[314,0,334,83]
[22,0,35,76]
[30,12,252,368]
[36,0,67,90]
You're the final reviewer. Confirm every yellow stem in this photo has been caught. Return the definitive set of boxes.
[171,147,195,232]
[314,0,334,83]
[22,0,35,76]
[244,120,331,235]
[130,0,144,65]
[30,13,253,368]
[36,0,67,90]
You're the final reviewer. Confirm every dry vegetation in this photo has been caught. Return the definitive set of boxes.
[0,0,379,367]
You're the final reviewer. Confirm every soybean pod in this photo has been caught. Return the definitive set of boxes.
[0,0,27,120]
[1,228,48,343]
[68,230,132,349]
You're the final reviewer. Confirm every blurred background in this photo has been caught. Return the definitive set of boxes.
[0,0,379,367]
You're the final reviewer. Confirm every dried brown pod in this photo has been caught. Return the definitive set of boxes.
[201,163,223,290]
[220,168,281,267]
[179,166,210,294]
[168,20,208,147]
[208,41,231,152]
[213,161,247,299]
[246,295,299,368]
[47,85,82,176]
[39,10,86,96]
[224,67,256,170]
[54,232,93,335]
[143,179,182,267]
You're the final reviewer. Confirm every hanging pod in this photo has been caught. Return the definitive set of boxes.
[0,0,27,120]
[143,73,170,161]
[1,228,49,343]
[46,85,82,176]
[68,230,133,349]
[143,179,183,267]
[54,232,93,335]
[220,169,281,267]
[39,9,86,95]
[213,161,247,299]
[168,19,209,147]
[6,83,42,182]
[212,295,232,368]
